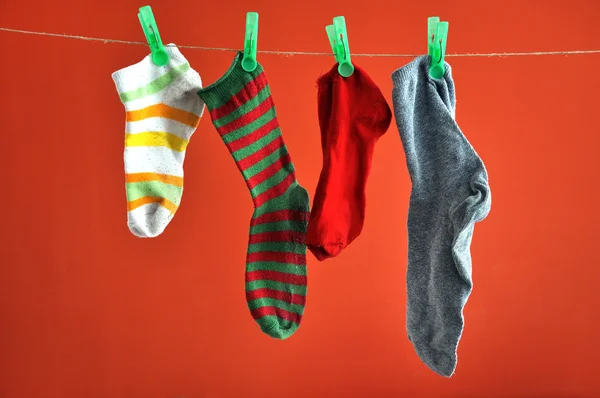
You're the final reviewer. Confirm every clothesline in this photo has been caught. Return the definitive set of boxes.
[2,27,600,57]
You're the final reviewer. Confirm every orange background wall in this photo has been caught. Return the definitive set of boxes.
[1,0,599,397]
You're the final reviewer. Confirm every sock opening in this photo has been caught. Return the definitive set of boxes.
[197,52,263,109]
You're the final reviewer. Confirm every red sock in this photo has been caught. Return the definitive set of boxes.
[306,65,392,261]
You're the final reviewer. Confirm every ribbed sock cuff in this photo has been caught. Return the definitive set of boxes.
[197,51,264,110]
[391,55,452,87]
[316,63,339,87]
[111,44,191,99]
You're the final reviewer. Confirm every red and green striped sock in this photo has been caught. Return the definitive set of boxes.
[197,52,310,339]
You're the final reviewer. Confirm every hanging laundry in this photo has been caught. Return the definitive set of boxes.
[306,16,391,260]
[111,45,204,237]
[391,55,491,377]
[306,64,391,260]
[197,52,310,340]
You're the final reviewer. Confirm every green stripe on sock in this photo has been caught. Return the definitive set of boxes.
[247,297,304,315]
[126,181,183,205]
[233,127,281,161]
[214,85,272,128]
[250,220,307,234]
[246,280,307,296]
[255,184,307,215]
[222,108,277,144]
[248,241,306,255]
[250,162,295,197]
[120,63,190,103]
[243,145,289,179]
[247,261,306,275]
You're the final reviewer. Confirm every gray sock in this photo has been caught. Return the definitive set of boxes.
[391,56,491,377]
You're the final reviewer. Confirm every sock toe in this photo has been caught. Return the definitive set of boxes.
[409,333,458,377]
[127,203,172,237]
[307,242,344,261]
[256,316,300,340]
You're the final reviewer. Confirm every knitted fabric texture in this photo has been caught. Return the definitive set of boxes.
[306,64,391,260]
[197,52,310,339]
[392,56,491,377]
[112,45,204,238]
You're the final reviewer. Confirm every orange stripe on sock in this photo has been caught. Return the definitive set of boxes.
[125,173,183,187]
[126,104,201,128]
[127,196,178,214]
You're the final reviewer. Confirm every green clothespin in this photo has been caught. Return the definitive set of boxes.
[138,6,169,66]
[427,17,440,58]
[427,16,449,78]
[242,12,259,72]
[326,16,354,77]
[326,25,337,60]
